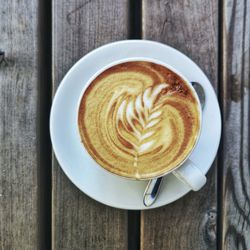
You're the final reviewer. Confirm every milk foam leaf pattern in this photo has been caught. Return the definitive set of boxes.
[116,83,169,155]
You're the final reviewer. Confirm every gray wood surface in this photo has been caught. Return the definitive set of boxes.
[1,0,250,248]
[141,1,218,249]
[52,0,129,249]
[0,0,40,249]
[221,0,250,248]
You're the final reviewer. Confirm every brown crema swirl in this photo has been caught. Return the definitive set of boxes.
[78,61,200,179]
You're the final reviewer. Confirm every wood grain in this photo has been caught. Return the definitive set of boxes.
[52,0,129,249]
[0,0,40,249]
[221,0,250,248]
[141,1,218,249]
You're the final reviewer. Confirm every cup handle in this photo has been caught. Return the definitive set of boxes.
[172,159,207,191]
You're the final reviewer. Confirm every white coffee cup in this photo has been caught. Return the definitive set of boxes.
[77,57,206,191]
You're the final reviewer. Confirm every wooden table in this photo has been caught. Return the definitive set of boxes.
[0,0,249,249]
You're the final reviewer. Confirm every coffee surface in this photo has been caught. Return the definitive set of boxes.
[78,61,200,179]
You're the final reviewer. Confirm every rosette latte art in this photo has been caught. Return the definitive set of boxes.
[78,62,200,179]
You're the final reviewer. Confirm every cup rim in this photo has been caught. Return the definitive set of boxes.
[77,57,202,180]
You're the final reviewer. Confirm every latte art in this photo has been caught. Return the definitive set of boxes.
[116,83,170,163]
[78,61,200,179]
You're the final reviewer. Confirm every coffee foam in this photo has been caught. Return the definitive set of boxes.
[78,61,200,179]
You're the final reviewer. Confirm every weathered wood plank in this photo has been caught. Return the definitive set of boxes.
[52,1,129,249]
[0,0,40,249]
[221,0,250,248]
[141,1,218,249]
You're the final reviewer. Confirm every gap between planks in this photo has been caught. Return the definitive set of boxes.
[37,0,52,249]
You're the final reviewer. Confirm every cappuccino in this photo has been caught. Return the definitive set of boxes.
[78,61,200,179]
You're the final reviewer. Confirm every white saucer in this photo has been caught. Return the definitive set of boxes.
[50,40,221,210]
